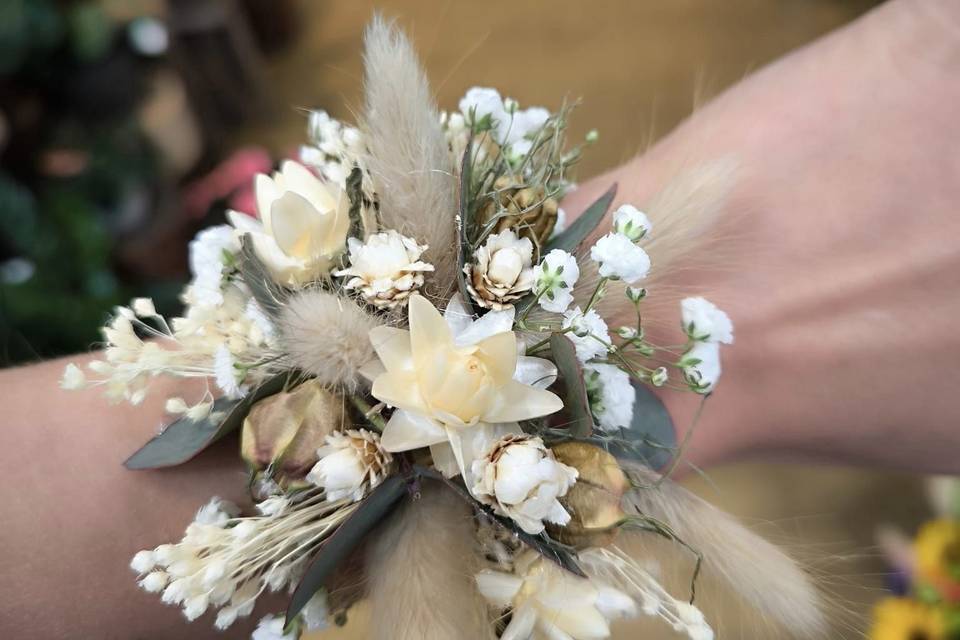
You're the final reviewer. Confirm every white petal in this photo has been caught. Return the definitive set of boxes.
[443,293,474,339]
[380,410,447,452]
[455,307,516,347]
[227,209,263,235]
[369,326,413,372]
[595,586,637,620]
[501,603,538,640]
[474,570,523,607]
[514,356,557,389]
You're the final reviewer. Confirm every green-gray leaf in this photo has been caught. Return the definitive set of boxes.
[549,333,592,438]
[285,474,408,625]
[123,372,298,470]
[238,234,288,321]
[608,381,677,470]
[545,183,617,254]
[456,140,477,312]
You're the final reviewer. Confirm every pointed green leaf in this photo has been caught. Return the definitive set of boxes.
[238,234,289,321]
[123,372,298,470]
[545,183,617,254]
[286,474,408,625]
[550,333,593,438]
[456,140,478,312]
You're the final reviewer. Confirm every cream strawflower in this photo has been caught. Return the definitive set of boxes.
[681,297,734,344]
[476,550,636,640]
[590,232,651,284]
[585,363,635,432]
[333,230,434,309]
[533,249,580,313]
[305,429,393,502]
[561,307,611,363]
[368,295,562,480]
[613,204,652,241]
[471,434,578,535]
[228,161,350,287]
[465,229,536,310]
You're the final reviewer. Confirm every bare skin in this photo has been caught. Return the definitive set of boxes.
[1,0,958,636]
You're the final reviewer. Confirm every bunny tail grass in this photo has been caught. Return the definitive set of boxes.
[366,484,492,640]
[277,290,382,391]
[360,16,458,300]
[621,462,827,638]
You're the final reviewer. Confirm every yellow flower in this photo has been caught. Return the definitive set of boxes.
[228,161,350,286]
[870,598,944,640]
[368,295,562,479]
[917,520,960,585]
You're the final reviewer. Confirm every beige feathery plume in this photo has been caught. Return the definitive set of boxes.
[366,483,492,640]
[563,159,738,327]
[277,290,382,391]
[620,462,827,638]
[360,16,459,301]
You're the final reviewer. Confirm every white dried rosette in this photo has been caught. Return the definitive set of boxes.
[476,550,636,640]
[228,160,350,287]
[306,429,393,502]
[465,229,535,310]
[471,434,578,535]
[334,230,434,309]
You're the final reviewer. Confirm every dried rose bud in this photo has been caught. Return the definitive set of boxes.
[240,379,345,488]
[547,441,630,548]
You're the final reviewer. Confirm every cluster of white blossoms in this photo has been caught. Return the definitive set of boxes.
[455,87,551,159]
[299,109,366,186]
[679,296,735,392]
[130,493,344,631]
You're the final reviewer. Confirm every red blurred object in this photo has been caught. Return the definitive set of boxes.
[181,146,272,218]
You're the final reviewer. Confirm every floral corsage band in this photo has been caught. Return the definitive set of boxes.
[62,17,824,640]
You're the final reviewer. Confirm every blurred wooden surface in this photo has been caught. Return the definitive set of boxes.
[231,2,925,638]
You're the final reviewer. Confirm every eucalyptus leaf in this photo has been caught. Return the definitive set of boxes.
[544,183,617,255]
[123,372,297,470]
[238,234,288,321]
[607,381,677,470]
[549,333,593,438]
[285,474,408,625]
[456,140,477,312]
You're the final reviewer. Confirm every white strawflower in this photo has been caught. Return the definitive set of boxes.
[306,429,393,502]
[464,229,536,310]
[680,341,722,393]
[213,345,247,399]
[590,232,651,284]
[585,364,636,432]
[681,297,734,344]
[252,614,297,640]
[613,204,652,241]
[333,230,434,309]
[533,249,580,313]
[561,307,611,363]
[187,225,239,308]
[471,435,578,535]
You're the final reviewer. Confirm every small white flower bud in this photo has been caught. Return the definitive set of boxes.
[130,549,156,574]
[165,397,188,414]
[139,571,169,593]
[613,204,652,241]
[617,326,638,339]
[60,363,86,390]
[650,367,669,387]
[627,287,647,303]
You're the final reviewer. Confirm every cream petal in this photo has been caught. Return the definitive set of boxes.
[476,331,519,386]
[545,606,610,640]
[429,442,460,478]
[475,571,523,608]
[369,326,413,372]
[254,174,280,233]
[227,210,263,235]
[380,409,447,452]
[515,356,558,389]
[358,358,385,383]
[443,293,473,340]
[501,604,538,640]
[370,371,426,415]
[269,191,323,260]
[459,422,521,486]
[484,381,563,423]
[321,192,350,256]
[536,618,577,640]
[454,307,516,347]
[249,232,304,282]
[408,296,453,370]
[280,160,337,212]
